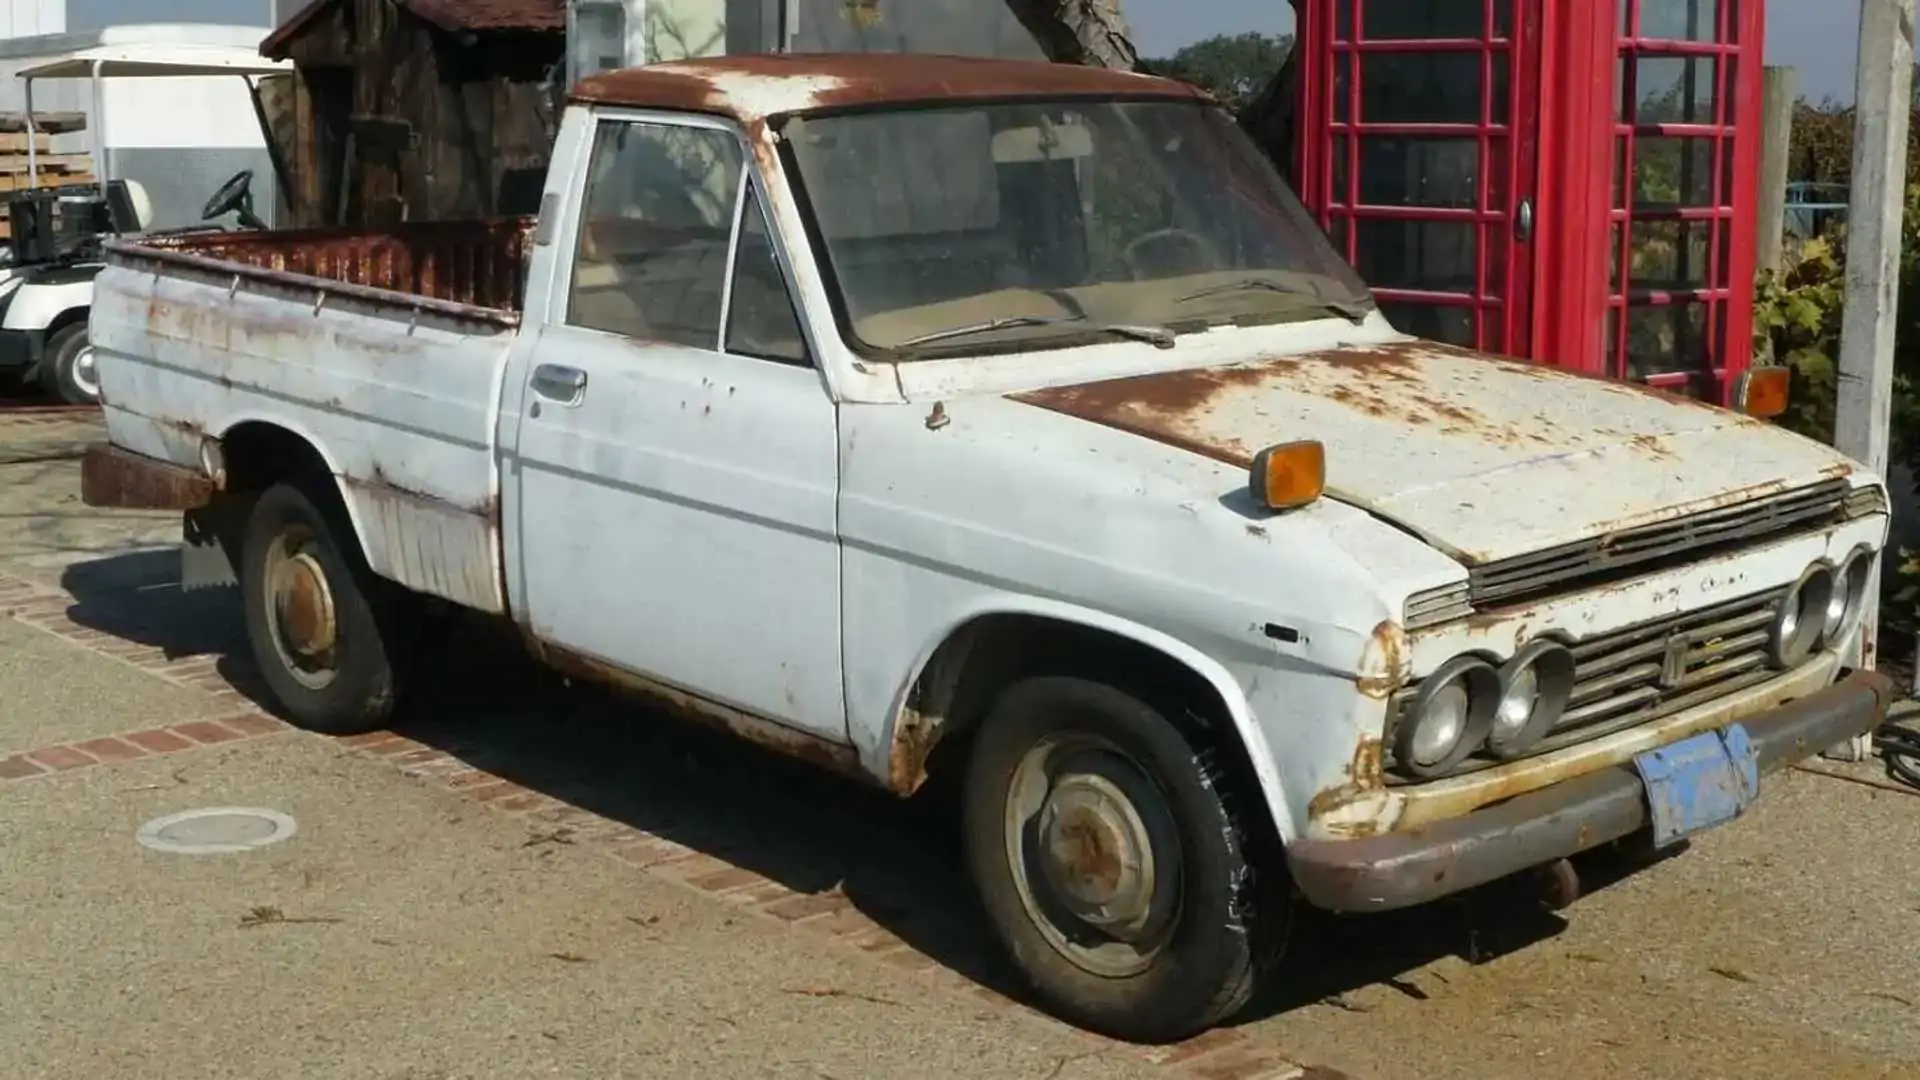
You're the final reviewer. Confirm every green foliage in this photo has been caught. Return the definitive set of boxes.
[1758,102,1920,632]
[1139,32,1293,111]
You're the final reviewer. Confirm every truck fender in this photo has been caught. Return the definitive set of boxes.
[877,595,1296,844]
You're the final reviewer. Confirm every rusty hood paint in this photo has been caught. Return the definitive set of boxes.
[1010,341,1862,565]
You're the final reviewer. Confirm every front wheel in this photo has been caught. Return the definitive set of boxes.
[961,676,1287,1044]
[42,321,98,406]
[239,481,408,735]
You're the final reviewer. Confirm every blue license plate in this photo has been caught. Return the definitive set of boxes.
[1632,724,1761,849]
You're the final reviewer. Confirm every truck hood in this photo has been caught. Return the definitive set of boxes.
[1010,339,1860,565]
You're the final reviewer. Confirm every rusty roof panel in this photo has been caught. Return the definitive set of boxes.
[262,0,563,57]
[570,53,1212,122]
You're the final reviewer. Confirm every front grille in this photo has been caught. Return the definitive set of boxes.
[1466,480,1850,609]
[1387,586,1791,782]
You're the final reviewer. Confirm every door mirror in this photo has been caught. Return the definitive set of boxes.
[991,121,1094,164]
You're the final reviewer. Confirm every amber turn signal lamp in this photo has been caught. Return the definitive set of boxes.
[1735,365,1792,419]
[1250,441,1327,511]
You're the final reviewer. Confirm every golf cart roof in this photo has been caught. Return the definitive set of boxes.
[17,44,292,80]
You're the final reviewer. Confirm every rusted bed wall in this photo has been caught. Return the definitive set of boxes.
[135,218,538,313]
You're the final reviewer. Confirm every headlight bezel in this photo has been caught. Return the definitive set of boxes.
[1769,562,1836,669]
[1485,639,1577,761]
[1822,546,1876,647]
[1391,655,1500,779]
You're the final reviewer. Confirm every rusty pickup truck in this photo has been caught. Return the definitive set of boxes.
[80,54,1895,1044]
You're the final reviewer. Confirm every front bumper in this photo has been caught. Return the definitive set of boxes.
[1287,669,1896,912]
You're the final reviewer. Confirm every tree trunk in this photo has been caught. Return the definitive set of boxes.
[1006,0,1139,68]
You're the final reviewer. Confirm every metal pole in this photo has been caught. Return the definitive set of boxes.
[1831,0,1916,759]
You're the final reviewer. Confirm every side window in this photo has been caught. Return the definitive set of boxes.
[568,120,744,349]
[724,186,809,366]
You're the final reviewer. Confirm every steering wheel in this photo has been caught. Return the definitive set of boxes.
[1123,227,1225,281]
[202,169,257,224]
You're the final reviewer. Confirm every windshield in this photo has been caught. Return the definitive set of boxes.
[781,99,1374,360]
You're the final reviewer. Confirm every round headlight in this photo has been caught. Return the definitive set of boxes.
[1394,657,1500,778]
[1486,640,1577,760]
[1770,563,1836,669]
[1822,547,1876,645]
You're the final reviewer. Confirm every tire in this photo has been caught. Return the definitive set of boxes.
[961,676,1288,1044]
[239,480,407,735]
[42,321,98,406]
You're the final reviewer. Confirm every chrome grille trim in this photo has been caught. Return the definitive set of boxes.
[1404,583,1472,630]
[1845,483,1890,519]
[1386,586,1792,782]
[1466,480,1850,608]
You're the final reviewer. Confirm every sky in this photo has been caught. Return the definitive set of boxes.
[1128,0,1863,104]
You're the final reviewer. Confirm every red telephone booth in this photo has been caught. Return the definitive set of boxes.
[1293,0,1764,404]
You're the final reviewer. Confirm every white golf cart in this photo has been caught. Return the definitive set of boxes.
[0,42,291,404]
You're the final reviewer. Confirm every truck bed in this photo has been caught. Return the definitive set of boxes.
[90,218,536,617]
[126,217,536,320]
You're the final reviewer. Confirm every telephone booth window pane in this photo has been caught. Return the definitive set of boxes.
[1381,301,1476,348]
[1629,138,1715,206]
[1357,138,1480,208]
[1627,302,1709,378]
[1614,221,1713,290]
[1363,4,1491,39]
[1361,52,1488,122]
[1640,0,1719,41]
[1628,57,1718,121]
[1354,219,1477,292]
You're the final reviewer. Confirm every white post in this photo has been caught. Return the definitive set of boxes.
[1831,0,1915,759]
[24,76,36,187]
[90,59,108,187]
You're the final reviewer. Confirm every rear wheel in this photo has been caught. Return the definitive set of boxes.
[42,321,97,406]
[239,480,408,735]
[962,676,1287,1044]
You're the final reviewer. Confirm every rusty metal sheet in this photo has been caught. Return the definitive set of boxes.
[571,53,1209,123]
[79,441,214,511]
[107,217,535,326]
[1010,340,1864,566]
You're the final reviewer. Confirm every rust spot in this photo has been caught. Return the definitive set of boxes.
[925,401,951,431]
[1245,523,1269,540]
[1355,620,1408,699]
[1628,433,1674,460]
[569,53,1207,123]
[534,640,866,780]
[79,442,214,511]
[1307,736,1386,821]
[1013,361,1276,467]
[888,709,939,795]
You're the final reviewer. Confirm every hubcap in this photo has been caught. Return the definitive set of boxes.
[1005,734,1183,978]
[70,345,100,399]
[264,532,339,690]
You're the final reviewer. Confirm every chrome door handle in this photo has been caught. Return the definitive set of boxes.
[1515,197,1535,242]
[531,363,588,401]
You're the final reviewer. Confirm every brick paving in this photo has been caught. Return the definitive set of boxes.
[0,566,1351,1080]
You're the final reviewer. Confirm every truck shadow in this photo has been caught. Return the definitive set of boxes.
[56,548,1664,1027]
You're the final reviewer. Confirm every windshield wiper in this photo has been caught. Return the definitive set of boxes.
[896,314,1176,350]
[1177,279,1372,325]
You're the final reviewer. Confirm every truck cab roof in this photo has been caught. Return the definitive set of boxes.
[567,52,1212,125]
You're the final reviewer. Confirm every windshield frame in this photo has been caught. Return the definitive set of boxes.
[769,95,1377,365]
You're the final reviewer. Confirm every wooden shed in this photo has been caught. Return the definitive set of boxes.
[259,0,567,229]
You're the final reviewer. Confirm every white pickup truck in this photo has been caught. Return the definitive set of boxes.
[80,54,1895,1043]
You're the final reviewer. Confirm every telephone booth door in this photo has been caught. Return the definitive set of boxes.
[1295,0,1544,357]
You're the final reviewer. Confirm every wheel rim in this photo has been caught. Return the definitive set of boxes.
[69,344,100,400]
[262,528,340,691]
[1003,732,1184,978]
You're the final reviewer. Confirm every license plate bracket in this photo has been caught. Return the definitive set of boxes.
[1633,724,1760,849]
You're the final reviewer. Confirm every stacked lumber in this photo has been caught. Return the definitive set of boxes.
[0,112,93,194]
[0,113,94,240]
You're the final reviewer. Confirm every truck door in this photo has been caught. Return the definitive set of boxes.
[503,112,846,743]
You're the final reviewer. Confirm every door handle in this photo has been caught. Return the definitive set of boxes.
[1515,197,1535,242]
[531,363,588,402]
